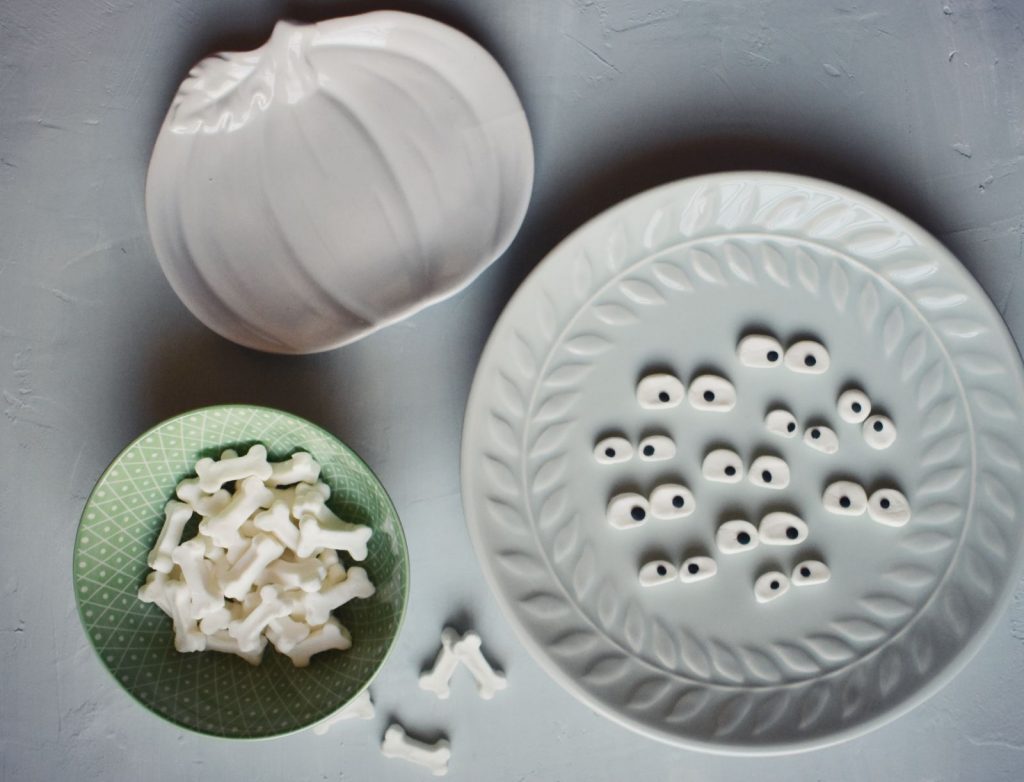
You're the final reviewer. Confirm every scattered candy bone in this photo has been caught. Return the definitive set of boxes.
[381,724,451,777]
[312,689,375,735]
[419,627,462,698]
[147,501,193,574]
[453,630,507,700]
[267,452,321,487]
[195,443,272,492]
[139,447,375,666]
[594,435,632,465]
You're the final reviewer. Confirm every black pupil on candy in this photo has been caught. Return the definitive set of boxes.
[770,580,780,590]
[880,498,891,509]
[724,465,736,476]
[631,506,646,521]
[656,565,667,576]
[805,355,817,367]
[874,420,884,432]
[605,448,615,458]
[811,429,821,439]
[643,445,655,456]
[688,563,699,574]
[852,402,862,413]
[737,532,751,545]
[786,526,799,539]
[800,567,811,578]
[787,422,796,432]
[672,495,685,508]
[658,391,670,403]
[767,350,779,362]
[703,390,715,402]
[762,470,772,483]
[839,496,851,508]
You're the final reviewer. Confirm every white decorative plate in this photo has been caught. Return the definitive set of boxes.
[461,172,1024,753]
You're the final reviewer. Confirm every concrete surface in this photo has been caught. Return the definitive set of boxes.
[3,0,1024,779]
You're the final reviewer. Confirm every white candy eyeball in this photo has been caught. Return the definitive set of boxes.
[867,488,911,527]
[702,448,744,483]
[765,409,799,438]
[737,334,784,368]
[636,373,685,409]
[594,436,633,465]
[679,556,717,583]
[837,389,871,424]
[607,493,650,529]
[792,560,831,586]
[758,512,808,545]
[650,484,695,519]
[784,339,830,374]
[804,425,839,454]
[638,434,676,462]
[863,415,897,449]
[639,560,678,587]
[754,571,790,603]
[688,375,737,412]
[822,480,868,516]
[716,519,759,554]
[748,455,790,490]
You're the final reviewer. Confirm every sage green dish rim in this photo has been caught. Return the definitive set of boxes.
[72,404,409,739]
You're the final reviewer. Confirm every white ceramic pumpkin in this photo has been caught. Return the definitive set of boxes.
[146,12,534,353]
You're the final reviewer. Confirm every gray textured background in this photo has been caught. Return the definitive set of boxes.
[3,1,1024,779]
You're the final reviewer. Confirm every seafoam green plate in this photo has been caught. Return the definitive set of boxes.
[73,405,409,739]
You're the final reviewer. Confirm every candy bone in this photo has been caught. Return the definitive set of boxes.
[227,585,293,653]
[303,566,375,626]
[204,629,265,665]
[381,724,450,776]
[199,475,274,548]
[198,603,237,635]
[263,557,325,593]
[419,627,462,699]
[166,580,206,652]
[253,501,300,551]
[266,615,312,654]
[267,452,321,487]
[138,570,173,614]
[195,443,272,492]
[312,689,374,734]
[221,534,285,600]
[147,501,194,573]
[175,478,231,517]
[453,631,506,700]
[171,538,225,618]
[284,617,351,667]
[296,515,372,561]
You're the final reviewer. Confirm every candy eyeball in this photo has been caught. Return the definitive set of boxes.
[784,339,830,374]
[650,483,695,519]
[737,334,784,368]
[688,375,737,412]
[607,493,650,529]
[636,373,685,409]
[594,436,633,465]
[822,480,868,516]
[638,434,676,462]
[837,389,871,424]
[765,409,799,438]
[804,424,839,454]
[867,488,911,526]
[716,519,759,554]
[748,455,790,490]
[758,512,808,545]
[679,556,717,583]
[702,448,744,483]
[755,571,790,603]
[792,560,830,586]
[863,415,897,449]
[639,560,678,587]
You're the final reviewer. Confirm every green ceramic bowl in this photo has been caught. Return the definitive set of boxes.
[73,405,409,738]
